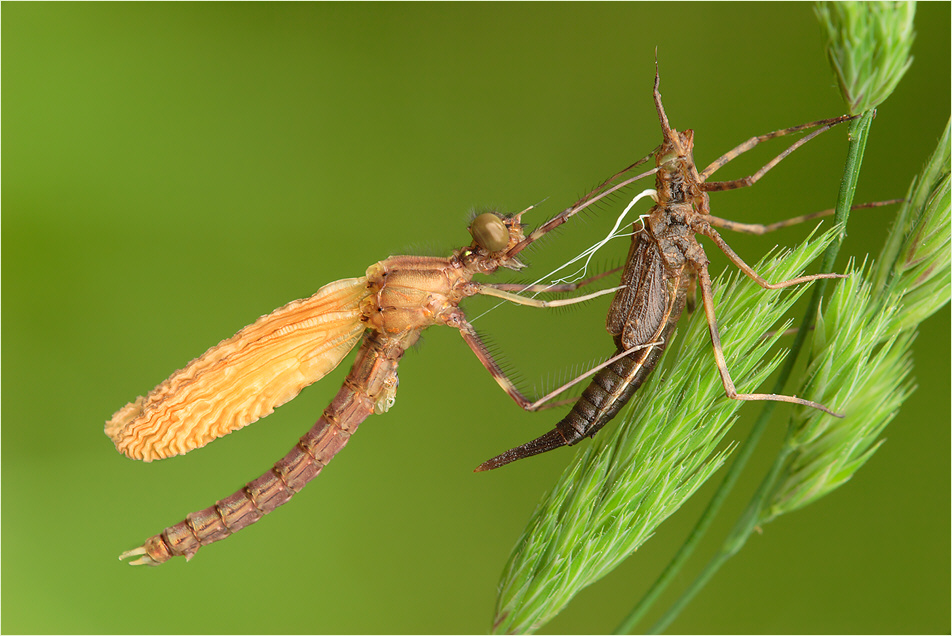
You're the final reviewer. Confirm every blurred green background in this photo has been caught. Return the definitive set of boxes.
[3,3,948,634]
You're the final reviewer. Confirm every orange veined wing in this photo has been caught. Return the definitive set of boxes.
[106,277,371,462]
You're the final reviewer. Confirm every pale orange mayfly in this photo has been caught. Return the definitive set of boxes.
[106,163,657,565]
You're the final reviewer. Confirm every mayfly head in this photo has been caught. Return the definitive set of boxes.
[465,211,527,272]
[470,212,511,252]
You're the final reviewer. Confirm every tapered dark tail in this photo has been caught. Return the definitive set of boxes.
[474,344,659,472]
[476,322,677,472]
[474,428,572,472]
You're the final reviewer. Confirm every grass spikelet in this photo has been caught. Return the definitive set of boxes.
[815,1,916,114]
[765,120,950,519]
[491,228,839,634]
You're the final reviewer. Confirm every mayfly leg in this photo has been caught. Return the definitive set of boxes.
[442,268,627,413]
[487,267,622,293]
[697,223,847,292]
[522,340,664,410]
[472,283,622,308]
[506,157,659,260]
[698,200,900,386]
[446,277,629,414]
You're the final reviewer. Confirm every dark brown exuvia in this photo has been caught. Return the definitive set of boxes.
[475,66,870,471]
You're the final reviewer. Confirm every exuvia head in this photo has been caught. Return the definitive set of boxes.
[652,56,695,166]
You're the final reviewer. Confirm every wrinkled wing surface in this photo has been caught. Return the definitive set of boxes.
[607,234,671,347]
[106,277,370,461]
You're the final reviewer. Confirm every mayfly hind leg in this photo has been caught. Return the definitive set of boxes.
[447,271,651,414]
[691,219,846,416]
[486,267,622,294]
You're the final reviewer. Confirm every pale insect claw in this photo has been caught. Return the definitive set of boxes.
[118,546,160,567]
[373,376,399,414]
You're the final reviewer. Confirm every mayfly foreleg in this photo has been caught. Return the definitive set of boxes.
[696,266,842,416]
[487,267,622,294]
[450,301,653,414]
[699,114,857,185]
[471,283,623,308]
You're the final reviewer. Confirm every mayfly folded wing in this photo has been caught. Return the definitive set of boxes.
[105,276,370,462]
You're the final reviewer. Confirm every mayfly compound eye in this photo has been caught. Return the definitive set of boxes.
[470,212,510,252]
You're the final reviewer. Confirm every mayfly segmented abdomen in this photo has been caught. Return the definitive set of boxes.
[127,414,353,565]
[555,235,691,443]
[121,332,408,566]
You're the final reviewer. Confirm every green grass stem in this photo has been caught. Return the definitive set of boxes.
[639,109,875,635]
